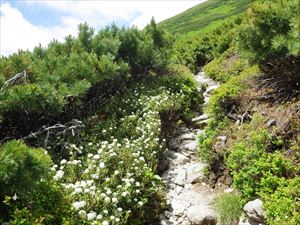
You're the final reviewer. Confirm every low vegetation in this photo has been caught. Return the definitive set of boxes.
[193,0,300,224]
[215,193,241,225]
[0,18,201,224]
[0,0,299,224]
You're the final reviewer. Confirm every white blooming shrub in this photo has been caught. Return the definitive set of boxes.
[1,74,200,224]
[48,75,199,224]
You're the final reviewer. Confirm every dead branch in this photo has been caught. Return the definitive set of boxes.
[1,70,27,91]
[22,119,84,148]
[227,105,252,124]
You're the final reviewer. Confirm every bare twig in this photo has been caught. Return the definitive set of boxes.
[1,70,27,91]
[21,119,84,148]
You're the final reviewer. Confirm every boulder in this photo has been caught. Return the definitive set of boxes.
[169,200,189,216]
[186,163,206,183]
[178,133,196,142]
[181,141,198,152]
[168,152,189,165]
[173,168,187,186]
[186,206,217,225]
[243,199,266,225]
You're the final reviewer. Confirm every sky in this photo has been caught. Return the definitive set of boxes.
[0,0,205,56]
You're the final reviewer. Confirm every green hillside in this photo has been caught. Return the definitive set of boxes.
[160,0,251,35]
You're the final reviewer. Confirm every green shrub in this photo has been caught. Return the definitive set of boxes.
[204,50,249,83]
[215,193,242,225]
[263,177,300,225]
[0,140,67,224]
[0,140,52,198]
[226,130,293,202]
[238,0,300,62]
[206,65,258,121]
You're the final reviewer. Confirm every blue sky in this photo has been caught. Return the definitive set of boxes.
[0,0,204,56]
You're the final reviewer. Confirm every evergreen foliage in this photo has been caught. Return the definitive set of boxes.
[0,19,172,140]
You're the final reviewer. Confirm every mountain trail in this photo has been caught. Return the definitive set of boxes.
[159,71,220,225]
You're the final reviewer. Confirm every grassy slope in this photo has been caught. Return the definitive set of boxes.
[160,0,251,35]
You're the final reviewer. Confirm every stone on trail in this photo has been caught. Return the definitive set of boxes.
[186,163,206,183]
[181,140,198,152]
[186,205,217,225]
[243,199,266,225]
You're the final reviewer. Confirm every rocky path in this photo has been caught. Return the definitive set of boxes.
[159,71,220,225]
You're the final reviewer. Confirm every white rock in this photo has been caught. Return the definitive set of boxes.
[238,218,252,225]
[164,210,173,219]
[243,199,265,225]
[170,152,190,165]
[186,206,217,225]
[206,84,219,94]
[173,168,186,186]
[182,141,198,152]
[170,200,188,216]
[178,133,196,141]
[186,163,206,183]
[181,220,191,225]
[191,114,209,122]
[224,188,234,193]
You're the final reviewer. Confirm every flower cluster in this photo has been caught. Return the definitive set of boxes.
[50,78,192,224]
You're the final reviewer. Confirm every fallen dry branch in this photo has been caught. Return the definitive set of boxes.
[22,119,84,148]
[1,70,28,91]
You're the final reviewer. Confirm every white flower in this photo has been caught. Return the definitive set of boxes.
[121,191,127,197]
[139,156,145,161]
[96,214,103,220]
[135,182,140,187]
[99,162,105,168]
[103,210,108,214]
[94,154,100,160]
[115,218,120,222]
[112,197,118,203]
[104,196,110,202]
[87,211,97,220]
[73,201,86,210]
[118,207,123,212]
[92,174,99,179]
[60,159,67,165]
[73,187,83,194]
[102,221,109,225]
[110,216,115,220]
[138,201,143,206]
[80,181,87,187]
[78,210,87,219]
[12,193,17,201]
[87,180,93,186]
[54,170,64,180]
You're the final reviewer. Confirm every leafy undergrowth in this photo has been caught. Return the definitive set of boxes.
[197,1,300,224]
[215,193,241,225]
[0,73,201,224]
[199,50,300,225]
